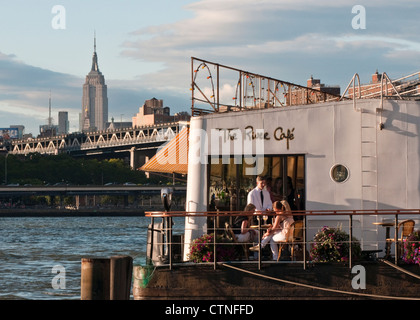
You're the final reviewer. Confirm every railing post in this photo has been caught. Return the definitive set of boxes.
[303,214,306,270]
[258,214,261,270]
[213,214,217,270]
[168,215,172,270]
[394,213,399,265]
[349,214,353,269]
[149,217,154,262]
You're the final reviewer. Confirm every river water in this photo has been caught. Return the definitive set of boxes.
[0,216,184,300]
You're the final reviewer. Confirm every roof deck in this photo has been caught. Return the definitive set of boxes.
[190,57,420,116]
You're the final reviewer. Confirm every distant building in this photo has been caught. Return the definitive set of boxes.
[306,76,341,96]
[173,111,191,122]
[8,125,24,139]
[106,117,132,130]
[0,127,21,140]
[58,111,69,134]
[132,98,190,127]
[80,35,108,132]
[346,70,385,98]
[39,92,58,137]
[39,124,58,138]
[285,76,341,105]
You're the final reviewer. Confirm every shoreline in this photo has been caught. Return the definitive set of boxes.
[0,207,146,217]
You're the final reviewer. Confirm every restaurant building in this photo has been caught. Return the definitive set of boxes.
[141,58,420,261]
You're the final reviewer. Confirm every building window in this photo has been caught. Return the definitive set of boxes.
[208,155,305,212]
[330,164,349,183]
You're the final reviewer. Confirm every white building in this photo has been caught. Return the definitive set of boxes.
[182,96,420,259]
[140,58,420,261]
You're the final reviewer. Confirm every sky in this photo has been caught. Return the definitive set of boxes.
[0,0,419,135]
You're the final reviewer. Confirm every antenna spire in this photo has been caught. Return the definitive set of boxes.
[91,31,99,72]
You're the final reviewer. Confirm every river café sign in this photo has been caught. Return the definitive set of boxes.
[214,125,295,150]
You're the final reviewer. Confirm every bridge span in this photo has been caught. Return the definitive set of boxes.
[0,184,186,197]
[0,184,187,213]
[4,121,188,168]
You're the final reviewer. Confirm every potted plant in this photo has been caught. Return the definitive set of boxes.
[310,226,361,263]
[188,233,237,263]
[402,231,420,265]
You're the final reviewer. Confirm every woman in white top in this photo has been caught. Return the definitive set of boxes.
[259,200,294,261]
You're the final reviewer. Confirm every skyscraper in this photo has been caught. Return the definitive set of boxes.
[81,35,108,131]
[58,111,69,134]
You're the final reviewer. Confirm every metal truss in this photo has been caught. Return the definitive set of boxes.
[9,122,184,155]
[190,57,342,116]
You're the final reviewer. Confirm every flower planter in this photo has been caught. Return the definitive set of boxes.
[310,226,361,263]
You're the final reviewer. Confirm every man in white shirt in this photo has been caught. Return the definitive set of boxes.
[247,175,272,211]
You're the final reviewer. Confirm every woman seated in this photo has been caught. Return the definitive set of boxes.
[258,200,294,260]
[232,203,258,243]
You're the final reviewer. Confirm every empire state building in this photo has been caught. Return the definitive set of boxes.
[81,36,108,131]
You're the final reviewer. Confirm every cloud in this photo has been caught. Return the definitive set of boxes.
[120,0,420,103]
[0,53,81,132]
[2,0,419,135]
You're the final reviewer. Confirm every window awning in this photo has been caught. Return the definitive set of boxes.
[139,127,189,175]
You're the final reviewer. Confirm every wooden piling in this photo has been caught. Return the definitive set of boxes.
[110,255,133,300]
[80,258,110,300]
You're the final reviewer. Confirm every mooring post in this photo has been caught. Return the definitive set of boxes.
[110,255,133,300]
[81,258,110,300]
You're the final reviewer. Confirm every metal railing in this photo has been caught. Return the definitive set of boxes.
[340,71,420,114]
[191,57,342,116]
[145,209,420,270]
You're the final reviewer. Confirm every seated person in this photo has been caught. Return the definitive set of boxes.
[232,203,258,243]
[252,200,294,260]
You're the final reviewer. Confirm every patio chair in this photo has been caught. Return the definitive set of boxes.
[277,220,304,261]
[225,222,249,260]
[386,219,415,257]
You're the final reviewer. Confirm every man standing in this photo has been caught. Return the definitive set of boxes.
[247,175,272,211]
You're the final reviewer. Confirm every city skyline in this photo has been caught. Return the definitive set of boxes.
[0,0,419,135]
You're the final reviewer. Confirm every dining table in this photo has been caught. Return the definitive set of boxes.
[372,220,395,259]
[250,224,272,229]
